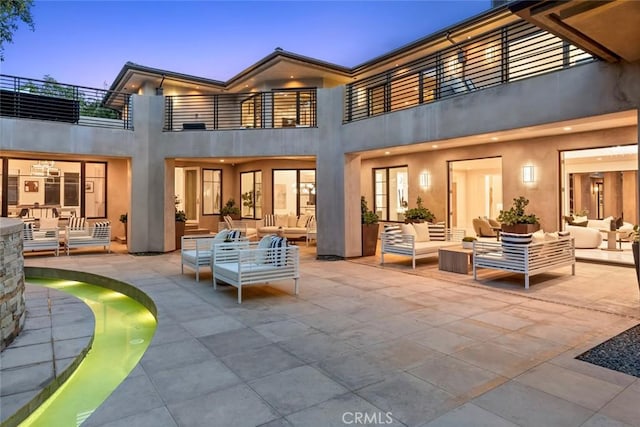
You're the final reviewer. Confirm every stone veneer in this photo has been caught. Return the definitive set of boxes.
[0,218,25,351]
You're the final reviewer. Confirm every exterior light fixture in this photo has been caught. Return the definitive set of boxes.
[420,172,430,188]
[522,165,535,183]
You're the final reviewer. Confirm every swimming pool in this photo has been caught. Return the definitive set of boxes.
[19,278,156,427]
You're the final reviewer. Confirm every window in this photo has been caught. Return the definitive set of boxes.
[44,177,60,205]
[240,170,262,218]
[368,85,386,116]
[273,169,316,216]
[202,169,222,215]
[85,162,106,218]
[64,173,79,206]
[374,166,408,221]
[241,94,262,128]
[272,88,317,128]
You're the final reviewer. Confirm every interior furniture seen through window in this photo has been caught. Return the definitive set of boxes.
[273,169,316,217]
[240,170,262,219]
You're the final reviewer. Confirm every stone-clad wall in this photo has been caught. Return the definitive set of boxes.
[0,218,25,351]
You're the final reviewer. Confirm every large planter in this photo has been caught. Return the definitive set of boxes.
[175,221,186,250]
[362,223,380,257]
[501,223,540,234]
[633,241,639,289]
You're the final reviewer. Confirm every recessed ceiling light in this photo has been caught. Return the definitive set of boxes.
[432,145,438,149]
[384,151,390,155]
[563,126,572,131]
[220,159,225,163]
[491,137,499,141]
[395,63,399,67]
[290,75,294,79]
[597,157,602,161]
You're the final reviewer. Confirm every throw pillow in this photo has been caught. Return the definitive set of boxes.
[287,214,298,228]
[615,216,624,229]
[573,215,588,223]
[263,214,276,227]
[23,222,34,240]
[275,214,289,228]
[531,229,546,244]
[297,214,309,228]
[400,223,417,239]
[501,232,533,245]
[92,221,110,238]
[413,222,430,242]
[428,223,446,241]
[563,215,575,224]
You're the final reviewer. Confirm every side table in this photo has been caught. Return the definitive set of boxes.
[599,229,623,251]
[438,246,474,274]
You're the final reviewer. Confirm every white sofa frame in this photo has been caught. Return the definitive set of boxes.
[64,225,111,255]
[181,233,249,281]
[380,227,465,269]
[212,241,300,303]
[472,237,575,289]
[23,227,60,256]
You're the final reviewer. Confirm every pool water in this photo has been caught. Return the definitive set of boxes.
[20,278,157,427]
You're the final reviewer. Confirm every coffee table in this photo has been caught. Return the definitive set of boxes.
[438,246,473,274]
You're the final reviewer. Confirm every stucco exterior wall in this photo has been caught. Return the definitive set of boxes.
[1,60,638,257]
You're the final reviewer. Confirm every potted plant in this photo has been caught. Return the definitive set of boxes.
[462,236,477,249]
[627,225,639,288]
[404,196,435,223]
[119,213,128,243]
[361,196,379,256]
[175,196,187,250]
[220,198,241,220]
[497,196,540,234]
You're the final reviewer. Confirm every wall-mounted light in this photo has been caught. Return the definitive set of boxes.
[522,165,535,183]
[419,172,430,188]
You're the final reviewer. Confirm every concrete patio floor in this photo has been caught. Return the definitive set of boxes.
[4,243,640,426]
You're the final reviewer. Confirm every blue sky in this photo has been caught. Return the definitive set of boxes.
[1,0,491,89]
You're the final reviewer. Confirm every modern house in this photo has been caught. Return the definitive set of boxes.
[1,0,639,259]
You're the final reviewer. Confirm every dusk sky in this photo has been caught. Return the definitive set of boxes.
[2,1,491,89]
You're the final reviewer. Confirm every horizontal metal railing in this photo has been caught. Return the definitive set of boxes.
[0,74,133,130]
[164,88,317,131]
[344,20,595,122]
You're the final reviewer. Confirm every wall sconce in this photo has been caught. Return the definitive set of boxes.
[419,172,430,188]
[522,165,535,183]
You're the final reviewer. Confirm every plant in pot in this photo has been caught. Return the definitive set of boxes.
[404,196,435,223]
[220,198,241,220]
[175,196,188,250]
[462,236,477,249]
[361,196,379,257]
[627,225,639,289]
[119,213,128,243]
[497,196,540,234]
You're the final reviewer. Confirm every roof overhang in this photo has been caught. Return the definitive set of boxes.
[509,0,640,63]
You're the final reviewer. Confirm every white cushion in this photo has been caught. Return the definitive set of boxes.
[401,223,417,238]
[413,222,430,242]
[573,215,588,223]
[531,229,545,244]
[275,214,288,228]
[287,215,298,227]
[297,214,309,228]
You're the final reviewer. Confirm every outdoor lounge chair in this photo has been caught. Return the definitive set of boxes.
[180,229,244,281]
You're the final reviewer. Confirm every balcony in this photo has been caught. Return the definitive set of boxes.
[0,75,133,130]
[164,88,317,131]
[344,20,596,123]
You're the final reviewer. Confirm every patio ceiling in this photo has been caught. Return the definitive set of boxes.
[509,0,640,63]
